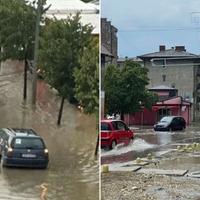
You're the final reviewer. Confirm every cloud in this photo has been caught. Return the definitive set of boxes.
[102,0,200,57]
[102,0,200,28]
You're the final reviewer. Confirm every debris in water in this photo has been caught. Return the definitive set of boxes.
[40,183,48,200]
[102,165,109,173]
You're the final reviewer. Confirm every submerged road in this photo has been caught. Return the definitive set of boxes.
[0,61,98,200]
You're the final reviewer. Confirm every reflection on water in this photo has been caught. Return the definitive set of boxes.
[0,63,98,200]
[154,156,200,171]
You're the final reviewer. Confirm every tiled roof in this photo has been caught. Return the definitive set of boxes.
[138,48,199,59]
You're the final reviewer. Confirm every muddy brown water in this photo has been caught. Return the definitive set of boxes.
[0,63,98,200]
[101,124,200,168]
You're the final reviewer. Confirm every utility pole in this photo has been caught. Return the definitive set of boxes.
[32,0,42,105]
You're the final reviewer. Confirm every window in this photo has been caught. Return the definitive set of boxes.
[162,74,166,82]
[172,118,179,125]
[111,122,118,130]
[116,121,126,131]
[12,138,44,149]
[101,122,111,131]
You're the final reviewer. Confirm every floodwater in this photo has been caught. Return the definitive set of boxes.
[0,61,98,200]
[101,124,200,170]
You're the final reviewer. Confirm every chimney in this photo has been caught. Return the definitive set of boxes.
[175,46,186,52]
[159,45,165,51]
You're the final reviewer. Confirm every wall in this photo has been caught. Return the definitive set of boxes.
[101,18,118,63]
[145,60,194,101]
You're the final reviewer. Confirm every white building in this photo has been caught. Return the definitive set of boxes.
[45,0,99,34]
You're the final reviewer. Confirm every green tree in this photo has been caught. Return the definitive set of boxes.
[81,0,94,2]
[104,64,121,115]
[0,0,37,99]
[74,36,99,115]
[104,60,158,119]
[39,14,93,125]
[74,36,99,156]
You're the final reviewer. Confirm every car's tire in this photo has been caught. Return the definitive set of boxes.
[110,140,117,150]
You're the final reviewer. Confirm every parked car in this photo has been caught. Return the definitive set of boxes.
[101,119,134,149]
[0,128,49,168]
[154,116,186,131]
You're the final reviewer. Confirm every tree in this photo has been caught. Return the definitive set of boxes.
[39,14,93,125]
[81,0,94,2]
[104,60,158,119]
[74,36,99,115]
[73,36,99,156]
[103,64,121,115]
[0,0,36,100]
[0,0,49,101]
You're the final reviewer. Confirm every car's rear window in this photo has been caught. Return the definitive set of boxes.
[12,137,45,149]
[160,117,173,122]
[101,122,111,131]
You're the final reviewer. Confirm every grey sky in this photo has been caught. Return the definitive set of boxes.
[101,0,200,57]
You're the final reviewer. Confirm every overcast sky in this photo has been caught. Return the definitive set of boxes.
[101,0,200,58]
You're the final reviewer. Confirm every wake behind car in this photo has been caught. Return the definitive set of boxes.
[0,128,49,168]
[101,119,134,149]
[154,116,186,131]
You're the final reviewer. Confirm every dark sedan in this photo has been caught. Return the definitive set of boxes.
[154,116,186,131]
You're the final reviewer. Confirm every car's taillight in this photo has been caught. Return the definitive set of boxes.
[44,149,48,154]
[7,147,13,157]
[44,149,49,157]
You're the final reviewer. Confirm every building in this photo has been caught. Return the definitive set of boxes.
[124,96,191,126]
[149,85,178,101]
[45,0,99,35]
[101,19,118,118]
[138,45,200,121]
[101,18,118,66]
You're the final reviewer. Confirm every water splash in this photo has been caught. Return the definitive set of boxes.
[101,138,157,157]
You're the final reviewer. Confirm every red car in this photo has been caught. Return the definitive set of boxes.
[101,119,134,149]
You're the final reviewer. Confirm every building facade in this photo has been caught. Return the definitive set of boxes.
[101,18,118,65]
[138,45,200,121]
[101,18,118,118]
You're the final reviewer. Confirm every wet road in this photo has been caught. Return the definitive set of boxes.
[0,61,98,200]
[101,124,200,168]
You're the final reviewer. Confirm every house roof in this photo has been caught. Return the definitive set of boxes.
[149,85,177,90]
[156,96,192,105]
[45,0,99,34]
[46,0,98,12]
[138,48,199,59]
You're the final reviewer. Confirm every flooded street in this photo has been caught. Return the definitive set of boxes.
[0,61,98,200]
[101,124,200,172]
